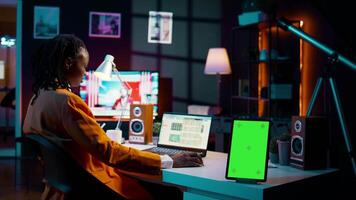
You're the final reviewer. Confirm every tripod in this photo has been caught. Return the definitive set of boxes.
[306,57,356,175]
[277,17,356,175]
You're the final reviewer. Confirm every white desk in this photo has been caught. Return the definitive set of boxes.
[162,151,337,200]
[123,143,338,199]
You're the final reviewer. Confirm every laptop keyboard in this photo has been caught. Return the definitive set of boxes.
[147,147,196,156]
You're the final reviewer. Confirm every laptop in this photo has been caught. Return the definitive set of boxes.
[225,119,270,183]
[145,113,212,157]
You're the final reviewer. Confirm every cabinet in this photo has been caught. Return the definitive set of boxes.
[230,21,301,118]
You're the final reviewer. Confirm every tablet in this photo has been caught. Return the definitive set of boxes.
[226,119,270,182]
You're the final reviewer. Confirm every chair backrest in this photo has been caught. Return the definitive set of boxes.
[0,88,15,109]
[24,134,124,199]
[25,134,76,193]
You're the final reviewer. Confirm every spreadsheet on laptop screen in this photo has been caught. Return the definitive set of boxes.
[158,113,212,149]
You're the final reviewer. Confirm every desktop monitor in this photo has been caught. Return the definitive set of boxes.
[80,70,159,118]
[226,119,270,182]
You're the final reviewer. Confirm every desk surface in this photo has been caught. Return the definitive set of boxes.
[162,151,337,199]
[123,144,337,199]
[95,116,130,122]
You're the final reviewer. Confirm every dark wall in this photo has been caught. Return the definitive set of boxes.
[21,0,131,122]
[21,0,223,117]
[310,0,356,175]
[130,0,222,112]
[0,6,16,36]
[276,0,356,175]
[221,0,355,175]
[20,0,355,175]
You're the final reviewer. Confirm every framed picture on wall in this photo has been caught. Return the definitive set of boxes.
[89,12,121,38]
[33,6,60,39]
[148,11,173,44]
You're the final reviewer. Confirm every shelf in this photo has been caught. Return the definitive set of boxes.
[229,19,300,118]
[0,87,11,92]
[231,96,269,101]
[231,21,270,30]
[231,60,259,65]
[231,59,296,65]
[232,20,300,31]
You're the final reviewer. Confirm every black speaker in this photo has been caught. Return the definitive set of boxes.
[290,116,328,170]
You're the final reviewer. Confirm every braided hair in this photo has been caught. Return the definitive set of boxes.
[31,34,86,104]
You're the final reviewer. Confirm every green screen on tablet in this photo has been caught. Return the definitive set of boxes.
[226,119,270,182]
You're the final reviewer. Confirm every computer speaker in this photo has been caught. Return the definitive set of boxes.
[290,116,328,170]
[129,104,153,144]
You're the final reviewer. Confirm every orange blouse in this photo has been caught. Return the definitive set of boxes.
[23,89,162,199]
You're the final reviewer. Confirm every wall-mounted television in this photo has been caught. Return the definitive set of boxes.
[80,71,159,118]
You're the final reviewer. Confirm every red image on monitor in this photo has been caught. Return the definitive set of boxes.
[80,71,159,118]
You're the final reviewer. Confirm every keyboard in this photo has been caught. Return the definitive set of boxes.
[146,147,197,156]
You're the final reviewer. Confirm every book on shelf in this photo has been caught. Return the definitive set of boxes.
[238,79,249,97]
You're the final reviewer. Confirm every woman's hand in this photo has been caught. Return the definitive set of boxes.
[171,152,204,168]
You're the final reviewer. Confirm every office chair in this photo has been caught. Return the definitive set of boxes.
[25,134,74,193]
[14,136,42,192]
[0,87,15,142]
[22,134,123,199]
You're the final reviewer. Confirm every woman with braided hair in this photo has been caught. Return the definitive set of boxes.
[23,34,202,200]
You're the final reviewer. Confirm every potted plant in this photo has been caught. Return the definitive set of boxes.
[152,121,161,145]
[277,132,291,165]
[269,137,279,164]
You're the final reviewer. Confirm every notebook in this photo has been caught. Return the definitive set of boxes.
[225,119,270,182]
[145,113,212,157]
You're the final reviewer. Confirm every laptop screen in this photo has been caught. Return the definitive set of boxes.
[226,119,270,182]
[158,113,212,150]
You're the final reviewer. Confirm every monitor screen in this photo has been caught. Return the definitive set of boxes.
[226,119,270,182]
[80,71,159,117]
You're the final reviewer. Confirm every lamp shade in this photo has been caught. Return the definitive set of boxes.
[94,54,116,80]
[204,48,231,75]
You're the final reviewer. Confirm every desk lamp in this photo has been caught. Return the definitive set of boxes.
[94,55,132,142]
